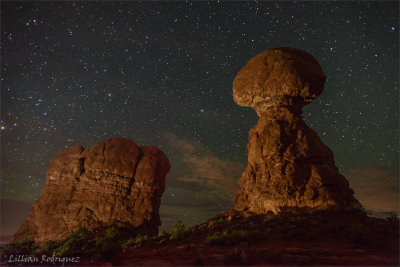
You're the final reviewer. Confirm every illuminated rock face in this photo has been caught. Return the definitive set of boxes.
[13,138,170,243]
[233,48,362,214]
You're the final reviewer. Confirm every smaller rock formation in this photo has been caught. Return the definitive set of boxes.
[233,47,362,214]
[13,138,170,243]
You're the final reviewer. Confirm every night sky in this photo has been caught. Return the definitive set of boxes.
[1,1,398,240]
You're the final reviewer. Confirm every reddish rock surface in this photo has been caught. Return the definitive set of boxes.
[233,47,362,214]
[89,210,397,266]
[13,138,170,243]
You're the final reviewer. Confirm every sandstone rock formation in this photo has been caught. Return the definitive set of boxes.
[233,47,362,214]
[13,138,170,243]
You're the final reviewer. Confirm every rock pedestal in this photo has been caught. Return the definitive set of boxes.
[233,47,362,214]
[13,138,170,243]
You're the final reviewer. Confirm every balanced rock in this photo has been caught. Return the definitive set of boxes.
[13,138,170,243]
[233,47,362,214]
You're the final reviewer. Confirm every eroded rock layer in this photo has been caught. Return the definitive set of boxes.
[233,48,362,214]
[13,138,170,243]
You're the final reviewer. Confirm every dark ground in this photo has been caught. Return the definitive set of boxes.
[100,210,399,266]
[2,209,399,266]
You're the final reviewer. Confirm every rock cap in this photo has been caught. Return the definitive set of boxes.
[233,47,326,116]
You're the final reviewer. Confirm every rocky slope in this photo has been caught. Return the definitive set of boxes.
[101,210,400,266]
[13,137,170,243]
[233,47,362,214]
[2,210,398,266]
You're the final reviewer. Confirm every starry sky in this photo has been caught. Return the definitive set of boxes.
[1,1,398,240]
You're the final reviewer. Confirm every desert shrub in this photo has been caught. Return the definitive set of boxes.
[91,233,123,259]
[122,236,136,250]
[0,239,35,255]
[217,216,229,224]
[39,240,58,253]
[104,226,120,240]
[170,221,188,241]
[207,220,216,227]
[205,229,266,245]
[53,227,91,255]
[53,241,71,256]
[207,216,229,227]
[52,226,126,258]
[5,226,149,261]
[88,226,124,257]
[133,233,147,247]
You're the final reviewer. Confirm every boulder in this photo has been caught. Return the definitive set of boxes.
[13,138,170,243]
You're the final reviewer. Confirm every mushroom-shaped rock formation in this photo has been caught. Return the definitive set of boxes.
[233,47,326,116]
[233,47,362,214]
[13,138,170,243]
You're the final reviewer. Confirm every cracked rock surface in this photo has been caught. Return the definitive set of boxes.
[13,137,170,243]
